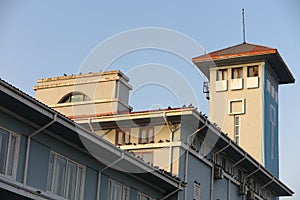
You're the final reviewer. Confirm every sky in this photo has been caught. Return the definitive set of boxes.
[0,0,299,199]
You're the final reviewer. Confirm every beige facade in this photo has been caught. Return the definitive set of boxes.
[34,70,132,117]
[209,62,264,163]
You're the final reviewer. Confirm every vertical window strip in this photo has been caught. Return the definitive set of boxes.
[234,116,240,145]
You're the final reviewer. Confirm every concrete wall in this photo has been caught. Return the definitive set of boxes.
[34,71,132,116]
[209,62,265,164]
[263,62,279,177]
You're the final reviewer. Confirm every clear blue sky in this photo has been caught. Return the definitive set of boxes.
[0,1,299,199]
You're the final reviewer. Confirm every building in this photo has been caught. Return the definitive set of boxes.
[32,43,294,200]
[0,78,183,200]
[192,43,295,177]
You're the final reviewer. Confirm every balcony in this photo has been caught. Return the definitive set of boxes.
[231,78,243,90]
[216,80,228,92]
[247,77,259,89]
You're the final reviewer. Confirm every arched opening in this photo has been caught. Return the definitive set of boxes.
[58,92,91,103]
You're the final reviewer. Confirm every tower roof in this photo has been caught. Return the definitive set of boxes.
[192,43,295,84]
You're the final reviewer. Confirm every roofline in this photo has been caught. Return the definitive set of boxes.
[76,107,294,196]
[0,78,183,188]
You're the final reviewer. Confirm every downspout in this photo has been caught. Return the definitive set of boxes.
[88,118,94,132]
[96,151,125,200]
[23,113,57,185]
[184,124,206,200]
[163,112,174,174]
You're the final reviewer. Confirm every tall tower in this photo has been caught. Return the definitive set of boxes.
[193,43,295,176]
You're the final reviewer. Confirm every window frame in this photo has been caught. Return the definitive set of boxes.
[108,179,130,200]
[247,65,259,77]
[47,151,85,200]
[138,127,155,144]
[231,67,243,79]
[0,126,20,179]
[115,128,131,145]
[216,69,228,81]
[228,99,245,115]
[270,105,276,159]
[234,115,241,145]
[137,192,154,200]
[58,92,91,104]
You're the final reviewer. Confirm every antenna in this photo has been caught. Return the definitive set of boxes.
[242,8,246,43]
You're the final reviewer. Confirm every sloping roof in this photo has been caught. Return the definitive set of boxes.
[193,43,276,61]
[0,78,183,190]
[192,43,295,84]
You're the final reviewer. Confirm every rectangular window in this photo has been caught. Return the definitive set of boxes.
[237,168,243,182]
[193,182,201,200]
[247,65,259,77]
[234,116,240,145]
[232,67,243,79]
[138,127,155,144]
[217,69,228,80]
[135,151,154,164]
[116,128,131,145]
[0,127,19,178]
[229,99,245,115]
[109,179,129,200]
[138,192,154,200]
[270,105,276,159]
[47,152,85,200]
[221,156,227,170]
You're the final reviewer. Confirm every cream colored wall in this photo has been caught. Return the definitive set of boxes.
[34,71,132,116]
[209,62,264,164]
[94,124,181,175]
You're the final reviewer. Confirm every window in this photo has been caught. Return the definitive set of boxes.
[138,127,154,144]
[270,105,276,159]
[109,179,129,200]
[138,193,154,200]
[232,67,243,79]
[135,152,153,164]
[237,168,242,182]
[193,182,201,200]
[229,99,245,115]
[115,128,131,145]
[47,152,85,200]
[247,65,259,77]
[59,92,91,103]
[221,156,227,170]
[0,127,19,178]
[217,69,228,80]
[234,116,240,145]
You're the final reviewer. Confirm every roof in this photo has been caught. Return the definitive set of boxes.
[0,78,183,191]
[192,43,295,84]
[75,107,294,197]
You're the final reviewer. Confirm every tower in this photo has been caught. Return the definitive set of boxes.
[193,43,295,176]
[34,70,132,117]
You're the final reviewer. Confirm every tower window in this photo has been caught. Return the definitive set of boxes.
[217,69,228,80]
[232,67,243,79]
[234,115,240,145]
[59,92,91,103]
[270,105,276,159]
[247,65,259,77]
